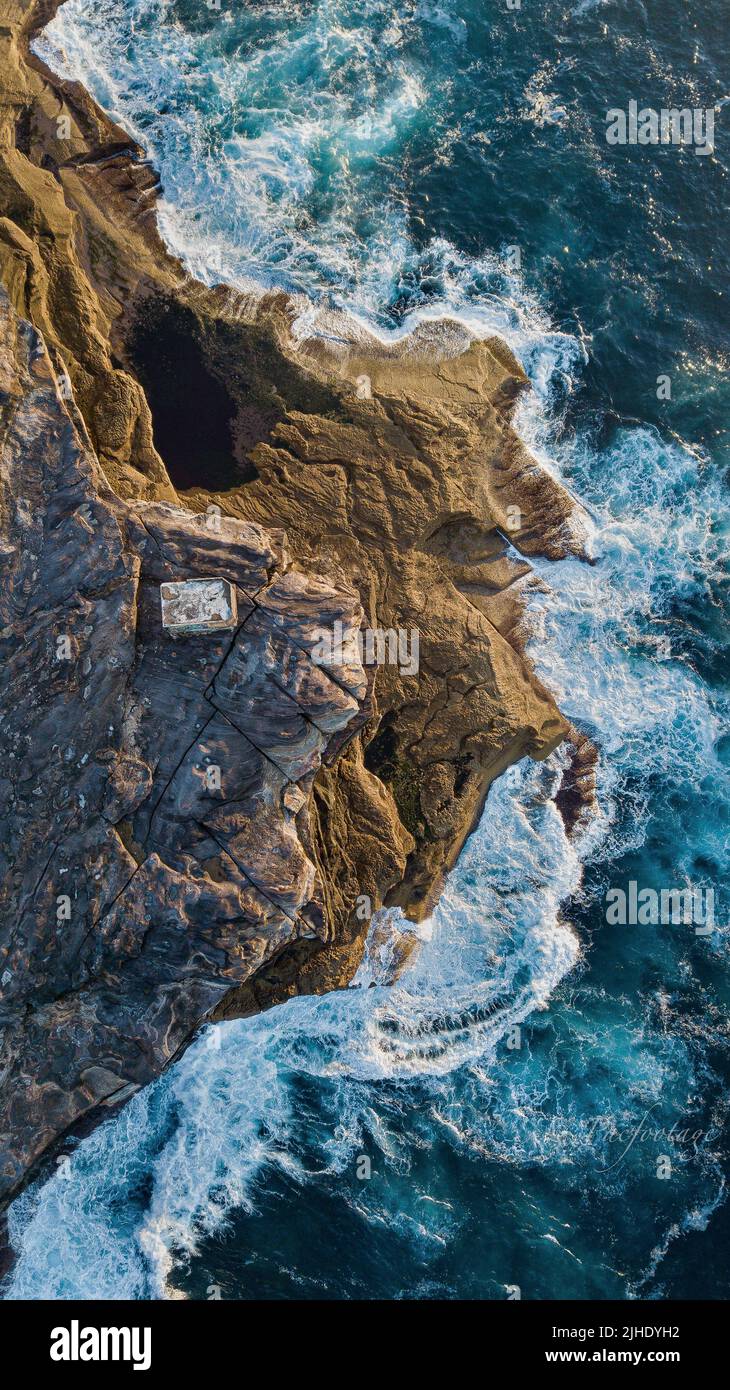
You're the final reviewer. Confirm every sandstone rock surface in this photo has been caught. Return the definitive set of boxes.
[0,288,401,1200]
[0,0,586,1208]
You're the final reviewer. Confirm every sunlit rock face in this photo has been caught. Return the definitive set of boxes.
[0,292,370,1203]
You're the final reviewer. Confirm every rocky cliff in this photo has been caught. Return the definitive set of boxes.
[0,0,586,1208]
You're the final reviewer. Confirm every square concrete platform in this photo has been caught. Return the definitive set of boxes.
[160,578,238,634]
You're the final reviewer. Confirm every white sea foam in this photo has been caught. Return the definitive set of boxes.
[631,1177,727,1296]
[9,0,726,1301]
[35,0,432,301]
[5,752,583,1299]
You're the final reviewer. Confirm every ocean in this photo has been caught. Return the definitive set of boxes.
[5,0,729,1299]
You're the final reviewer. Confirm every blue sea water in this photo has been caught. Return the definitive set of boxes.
[6,0,729,1299]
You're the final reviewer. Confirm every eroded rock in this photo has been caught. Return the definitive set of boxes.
[0,292,374,1202]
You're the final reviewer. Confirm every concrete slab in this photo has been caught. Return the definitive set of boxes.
[160,577,238,634]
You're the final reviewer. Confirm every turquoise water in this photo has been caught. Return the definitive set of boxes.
[6,0,729,1299]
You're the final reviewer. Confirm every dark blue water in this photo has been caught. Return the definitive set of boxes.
[5,0,728,1299]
